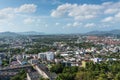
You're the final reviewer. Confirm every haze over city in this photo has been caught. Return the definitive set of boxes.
[0,0,120,34]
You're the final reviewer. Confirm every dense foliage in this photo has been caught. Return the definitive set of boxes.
[50,61,120,80]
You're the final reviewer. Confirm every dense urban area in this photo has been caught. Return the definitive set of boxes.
[0,33,120,80]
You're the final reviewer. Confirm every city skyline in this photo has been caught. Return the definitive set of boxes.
[0,0,120,34]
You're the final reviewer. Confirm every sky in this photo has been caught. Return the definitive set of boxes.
[0,0,120,34]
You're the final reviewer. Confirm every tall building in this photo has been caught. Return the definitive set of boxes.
[46,52,54,61]
[38,53,46,61]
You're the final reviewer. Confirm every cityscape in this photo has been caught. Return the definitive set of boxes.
[0,0,120,80]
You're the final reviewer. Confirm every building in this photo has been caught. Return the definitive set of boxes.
[0,53,5,59]
[91,58,102,63]
[28,59,38,64]
[27,71,40,80]
[46,52,54,61]
[38,53,46,61]
[61,61,71,67]
[0,57,2,66]
[81,61,87,68]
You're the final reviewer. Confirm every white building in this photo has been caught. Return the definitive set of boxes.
[38,53,46,61]
[46,52,54,61]
[91,58,102,63]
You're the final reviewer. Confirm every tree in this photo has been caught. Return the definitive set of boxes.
[62,66,78,73]
[97,73,107,80]
[56,73,75,80]
[10,75,21,80]
[2,59,9,67]
[40,77,49,80]
[50,64,64,74]
[75,71,93,80]
[114,72,120,80]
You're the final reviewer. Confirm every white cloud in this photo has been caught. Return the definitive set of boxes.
[0,8,14,13]
[55,22,60,26]
[0,12,13,19]
[113,12,120,21]
[51,3,102,20]
[101,11,120,23]
[85,23,96,28]
[52,0,62,5]
[45,24,48,27]
[104,2,120,14]
[24,18,35,24]
[51,1,120,22]
[66,23,72,27]
[115,12,120,18]
[102,16,113,22]
[0,8,15,20]
[104,9,119,14]
[51,3,75,17]
[73,22,82,27]
[15,4,37,13]
[99,24,111,28]
[66,22,82,27]
[68,4,102,20]
[0,4,37,20]
[0,3,37,29]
